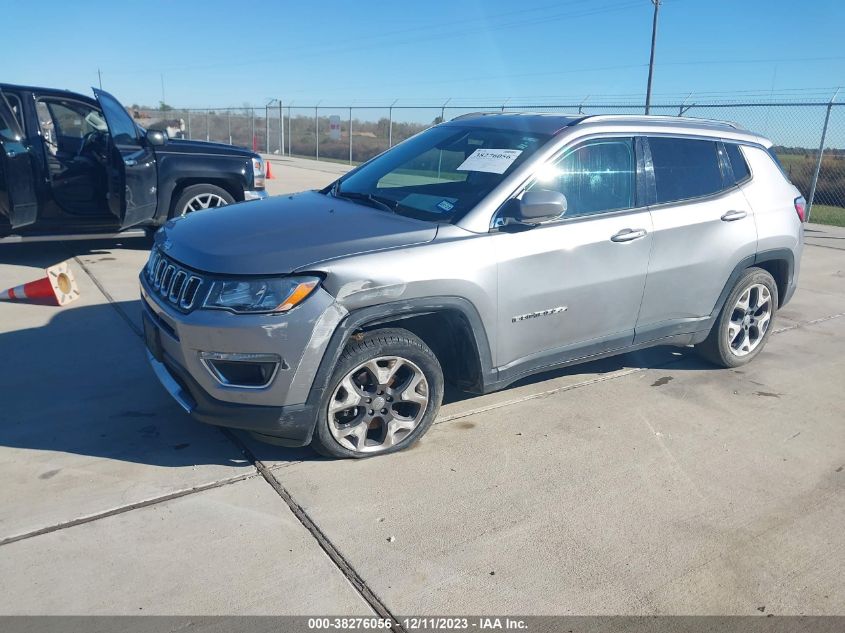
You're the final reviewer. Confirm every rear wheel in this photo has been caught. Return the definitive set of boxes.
[312,328,444,458]
[172,184,235,217]
[697,267,778,368]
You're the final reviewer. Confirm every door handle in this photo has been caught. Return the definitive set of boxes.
[124,158,138,167]
[610,228,648,243]
[721,209,747,222]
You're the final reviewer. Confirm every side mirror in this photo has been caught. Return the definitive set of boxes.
[145,129,168,146]
[514,189,567,224]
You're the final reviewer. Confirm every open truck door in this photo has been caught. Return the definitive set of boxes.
[0,91,38,228]
[93,88,158,229]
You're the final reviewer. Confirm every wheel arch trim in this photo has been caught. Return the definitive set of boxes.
[705,248,794,331]
[305,297,496,413]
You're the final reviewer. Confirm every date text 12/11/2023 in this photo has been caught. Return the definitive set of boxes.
[306,617,528,631]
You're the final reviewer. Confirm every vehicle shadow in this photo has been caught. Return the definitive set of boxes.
[0,298,317,468]
[0,293,717,467]
[441,344,717,406]
[0,237,153,269]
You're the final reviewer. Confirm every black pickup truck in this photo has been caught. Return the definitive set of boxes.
[0,84,267,242]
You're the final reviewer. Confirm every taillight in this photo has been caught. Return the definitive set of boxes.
[794,196,806,223]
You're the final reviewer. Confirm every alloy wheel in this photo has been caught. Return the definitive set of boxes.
[181,192,228,215]
[727,283,772,357]
[328,356,429,454]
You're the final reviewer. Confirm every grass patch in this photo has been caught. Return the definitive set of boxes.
[808,204,845,227]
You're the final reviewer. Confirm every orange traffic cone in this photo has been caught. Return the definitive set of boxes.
[265,160,274,180]
[0,260,80,306]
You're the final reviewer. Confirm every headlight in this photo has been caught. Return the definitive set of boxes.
[252,157,265,189]
[203,276,319,314]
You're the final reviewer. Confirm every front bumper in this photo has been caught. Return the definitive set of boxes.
[145,349,316,446]
[244,189,269,201]
[140,273,344,445]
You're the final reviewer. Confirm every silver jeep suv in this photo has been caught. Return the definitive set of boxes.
[140,113,804,458]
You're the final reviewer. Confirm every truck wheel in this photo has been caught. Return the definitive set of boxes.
[696,267,778,368]
[312,328,444,458]
[172,184,235,217]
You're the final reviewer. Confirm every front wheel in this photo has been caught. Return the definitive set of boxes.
[696,267,778,368]
[172,184,235,217]
[312,328,444,458]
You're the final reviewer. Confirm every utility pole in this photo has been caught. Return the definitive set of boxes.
[160,74,166,107]
[97,68,103,89]
[644,0,661,115]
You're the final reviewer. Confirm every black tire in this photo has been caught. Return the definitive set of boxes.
[312,328,444,458]
[170,184,235,218]
[696,267,778,368]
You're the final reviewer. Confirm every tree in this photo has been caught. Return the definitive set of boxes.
[159,101,173,112]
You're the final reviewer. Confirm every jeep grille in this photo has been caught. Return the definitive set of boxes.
[144,248,205,313]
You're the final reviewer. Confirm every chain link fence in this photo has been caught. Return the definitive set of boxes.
[133,98,845,225]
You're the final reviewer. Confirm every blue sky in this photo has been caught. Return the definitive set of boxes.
[3,0,844,108]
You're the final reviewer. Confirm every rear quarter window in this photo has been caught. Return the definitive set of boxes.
[725,143,751,183]
[649,137,724,204]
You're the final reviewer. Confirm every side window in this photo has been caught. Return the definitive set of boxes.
[529,137,636,217]
[35,101,58,154]
[649,137,723,203]
[0,108,18,142]
[0,94,23,142]
[36,100,108,154]
[4,94,24,132]
[725,143,750,183]
[96,92,139,145]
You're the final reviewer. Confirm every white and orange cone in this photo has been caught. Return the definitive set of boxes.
[0,260,80,306]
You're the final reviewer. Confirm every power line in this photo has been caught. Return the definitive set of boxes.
[104,0,643,75]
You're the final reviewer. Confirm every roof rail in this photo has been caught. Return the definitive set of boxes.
[577,113,746,131]
[450,111,499,121]
[450,111,588,123]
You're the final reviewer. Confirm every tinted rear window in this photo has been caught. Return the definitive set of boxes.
[725,143,750,182]
[649,137,723,204]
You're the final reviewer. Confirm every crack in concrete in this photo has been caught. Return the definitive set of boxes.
[0,472,258,547]
[220,429,404,632]
[435,367,646,425]
[772,311,844,334]
[73,255,142,338]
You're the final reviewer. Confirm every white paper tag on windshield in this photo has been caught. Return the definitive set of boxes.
[456,149,522,174]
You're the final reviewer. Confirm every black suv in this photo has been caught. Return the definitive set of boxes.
[0,84,266,241]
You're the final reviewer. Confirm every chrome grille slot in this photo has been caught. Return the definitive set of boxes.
[153,259,167,289]
[144,248,208,314]
[169,271,187,302]
[160,265,176,296]
[181,276,201,309]
[146,251,160,277]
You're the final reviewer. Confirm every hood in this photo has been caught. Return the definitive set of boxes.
[158,191,438,275]
[160,138,257,158]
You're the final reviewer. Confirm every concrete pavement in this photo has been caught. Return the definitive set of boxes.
[0,158,842,616]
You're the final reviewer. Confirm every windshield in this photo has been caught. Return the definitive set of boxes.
[330,124,551,221]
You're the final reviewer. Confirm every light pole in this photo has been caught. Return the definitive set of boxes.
[644,0,661,115]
